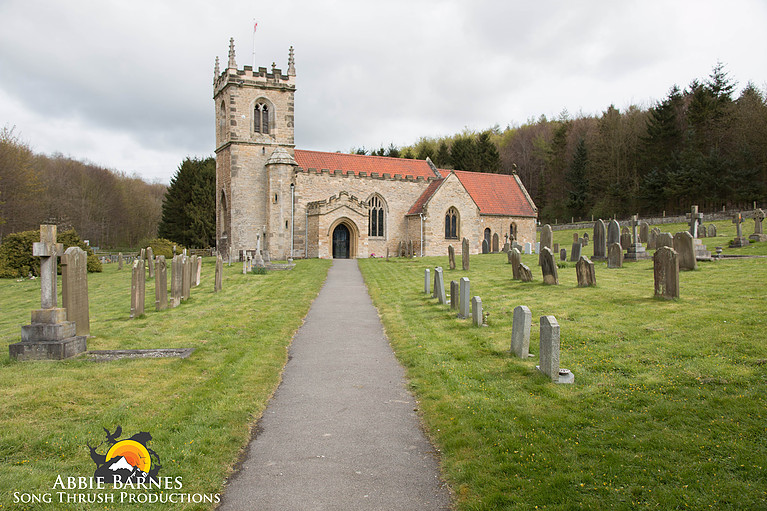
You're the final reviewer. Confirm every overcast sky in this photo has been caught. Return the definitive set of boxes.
[1,0,765,184]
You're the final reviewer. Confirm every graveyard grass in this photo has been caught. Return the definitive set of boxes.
[0,258,331,510]
[359,219,766,510]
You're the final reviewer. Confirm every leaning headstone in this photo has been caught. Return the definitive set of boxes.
[146,247,155,278]
[570,242,582,262]
[673,231,697,271]
[61,246,90,336]
[537,315,573,384]
[118,252,124,270]
[450,281,459,310]
[607,219,620,247]
[730,213,750,247]
[654,246,679,299]
[10,225,87,360]
[639,221,649,244]
[656,233,673,248]
[518,263,533,282]
[539,224,553,266]
[155,256,168,311]
[607,243,623,269]
[708,224,717,237]
[462,238,470,271]
[511,305,531,358]
[482,239,489,254]
[130,259,146,318]
[593,219,606,260]
[448,245,456,270]
[170,255,183,307]
[458,277,470,319]
[471,296,483,327]
[214,255,223,292]
[510,248,521,280]
[424,269,431,294]
[434,267,447,305]
[540,247,558,285]
[575,256,596,287]
[524,242,532,255]
[750,208,767,242]
[560,248,567,261]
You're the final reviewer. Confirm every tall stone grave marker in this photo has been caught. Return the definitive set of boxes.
[625,215,650,260]
[647,227,659,250]
[537,316,573,384]
[593,219,606,260]
[524,242,532,255]
[182,256,192,300]
[539,224,553,266]
[607,242,623,268]
[482,239,489,254]
[434,267,447,305]
[61,246,89,336]
[448,245,456,270]
[170,255,183,307]
[639,221,649,244]
[730,213,750,247]
[540,247,558,285]
[492,233,499,253]
[686,205,704,238]
[462,238,470,271]
[155,255,168,311]
[130,259,146,318]
[511,305,531,359]
[450,281,459,310]
[654,246,679,299]
[146,247,155,278]
[424,269,431,294]
[607,219,620,247]
[570,242,581,262]
[750,209,767,242]
[118,252,124,270]
[575,256,596,287]
[195,256,202,286]
[673,231,697,271]
[458,277,470,319]
[10,225,87,360]
[471,296,483,327]
[510,248,521,280]
[214,255,223,292]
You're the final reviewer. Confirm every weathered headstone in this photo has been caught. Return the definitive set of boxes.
[575,256,596,287]
[540,247,558,285]
[647,228,658,250]
[462,238,470,271]
[708,224,717,237]
[195,256,202,286]
[182,256,192,300]
[434,267,447,305]
[214,255,223,292]
[656,232,673,248]
[511,305,531,359]
[492,233,499,253]
[482,239,489,254]
[607,242,623,269]
[146,247,155,278]
[61,246,89,336]
[607,219,620,247]
[582,233,589,246]
[10,225,87,360]
[570,242,581,262]
[448,245,456,270]
[537,315,573,384]
[730,213,750,247]
[458,277,470,319]
[639,221,649,244]
[450,281,459,310]
[560,248,567,261]
[155,255,168,311]
[170,255,183,307]
[424,268,431,294]
[397,241,403,257]
[699,224,708,238]
[593,219,606,260]
[673,231,697,271]
[654,246,679,299]
[471,296,483,327]
[407,240,414,259]
[573,233,579,243]
[750,209,767,242]
[539,224,553,266]
[535,242,540,254]
[519,263,533,282]
[620,232,632,251]
[625,214,650,260]
[130,259,146,318]
[510,248,521,280]
[524,242,532,255]
[118,252,124,270]
[553,242,559,254]
[243,257,248,274]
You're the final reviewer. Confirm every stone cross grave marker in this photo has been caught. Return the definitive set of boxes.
[35,225,63,309]
[730,213,750,247]
[750,209,767,242]
[687,205,704,238]
[625,214,650,260]
[511,305,531,358]
[458,277,470,319]
[155,255,168,311]
[61,246,89,336]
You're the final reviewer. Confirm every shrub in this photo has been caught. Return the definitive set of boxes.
[139,238,185,259]
[0,228,102,278]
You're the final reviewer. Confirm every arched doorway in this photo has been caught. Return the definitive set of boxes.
[332,224,350,259]
[483,228,491,253]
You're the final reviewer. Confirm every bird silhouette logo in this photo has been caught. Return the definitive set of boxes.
[88,426,162,484]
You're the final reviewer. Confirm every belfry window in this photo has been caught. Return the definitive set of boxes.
[254,103,269,134]
[445,207,459,239]
[368,196,385,237]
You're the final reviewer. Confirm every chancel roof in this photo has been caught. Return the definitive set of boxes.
[294,150,439,179]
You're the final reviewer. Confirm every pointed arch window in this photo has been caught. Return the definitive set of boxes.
[254,102,270,134]
[445,207,459,239]
[368,195,386,237]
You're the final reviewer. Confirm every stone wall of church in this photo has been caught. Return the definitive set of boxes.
[417,174,482,255]
[481,216,537,248]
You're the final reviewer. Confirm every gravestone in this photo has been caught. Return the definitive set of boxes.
[654,246,679,299]
[686,205,704,238]
[10,225,87,360]
[575,256,596,287]
[155,255,168,311]
[750,209,767,242]
[553,242,559,254]
[61,246,89,336]
[639,221,649,244]
[537,316,573,384]
[699,224,707,238]
[458,277,470,319]
[450,281,459,310]
[118,252,124,270]
[560,248,567,261]
[593,219,606,260]
[448,245,456,270]
[573,233,579,243]
[424,269,431,294]
[539,224,553,266]
[507,247,515,265]
[524,242,532,255]
[730,213,750,247]
[492,233,499,253]
[582,233,589,246]
[535,242,540,254]
[434,267,447,305]
[214,255,223,292]
[708,224,717,237]
[243,257,248,275]
[540,247,558,285]
[656,232,673,248]
[625,214,650,260]
[510,248,521,280]
[462,238,470,271]
[182,256,192,300]
[673,231,697,271]
[146,247,155,278]
[130,259,146,318]
[647,228,659,250]
[607,242,623,269]
[482,239,489,254]
[620,232,632,251]
[511,305,531,359]
[570,242,581,262]
[607,219,620,247]
[195,256,202,286]
[170,255,183,307]
[518,263,533,282]
[407,240,414,259]
[397,241,403,257]
[471,296,483,327]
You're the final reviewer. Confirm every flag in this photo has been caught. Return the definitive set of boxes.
[254,22,258,32]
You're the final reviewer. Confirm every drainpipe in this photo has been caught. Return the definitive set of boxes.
[290,183,295,259]
[305,202,309,259]
[419,213,424,257]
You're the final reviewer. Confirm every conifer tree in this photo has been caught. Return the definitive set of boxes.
[158,156,216,248]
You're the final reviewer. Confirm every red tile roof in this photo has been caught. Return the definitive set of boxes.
[453,170,537,217]
[294,149,438,179]
[406,179,444,215]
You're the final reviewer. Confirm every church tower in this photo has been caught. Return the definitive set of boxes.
[213,39,297,260]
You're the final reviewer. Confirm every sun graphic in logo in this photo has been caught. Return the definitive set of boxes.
[105,440,152,473]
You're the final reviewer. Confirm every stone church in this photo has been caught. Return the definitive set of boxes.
[214,39,537,260]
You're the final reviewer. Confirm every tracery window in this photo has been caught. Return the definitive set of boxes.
[254,103,270,134]
[445,207,459,239]
[368,196,385,237]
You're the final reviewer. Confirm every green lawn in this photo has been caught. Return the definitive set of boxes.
[359,219,767,510]
[0,258,331,510]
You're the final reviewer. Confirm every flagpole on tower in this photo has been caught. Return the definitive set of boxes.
[252,20,257,69]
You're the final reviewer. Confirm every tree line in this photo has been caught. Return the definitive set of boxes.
[0,126,166,248]
[360,63,766,223]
